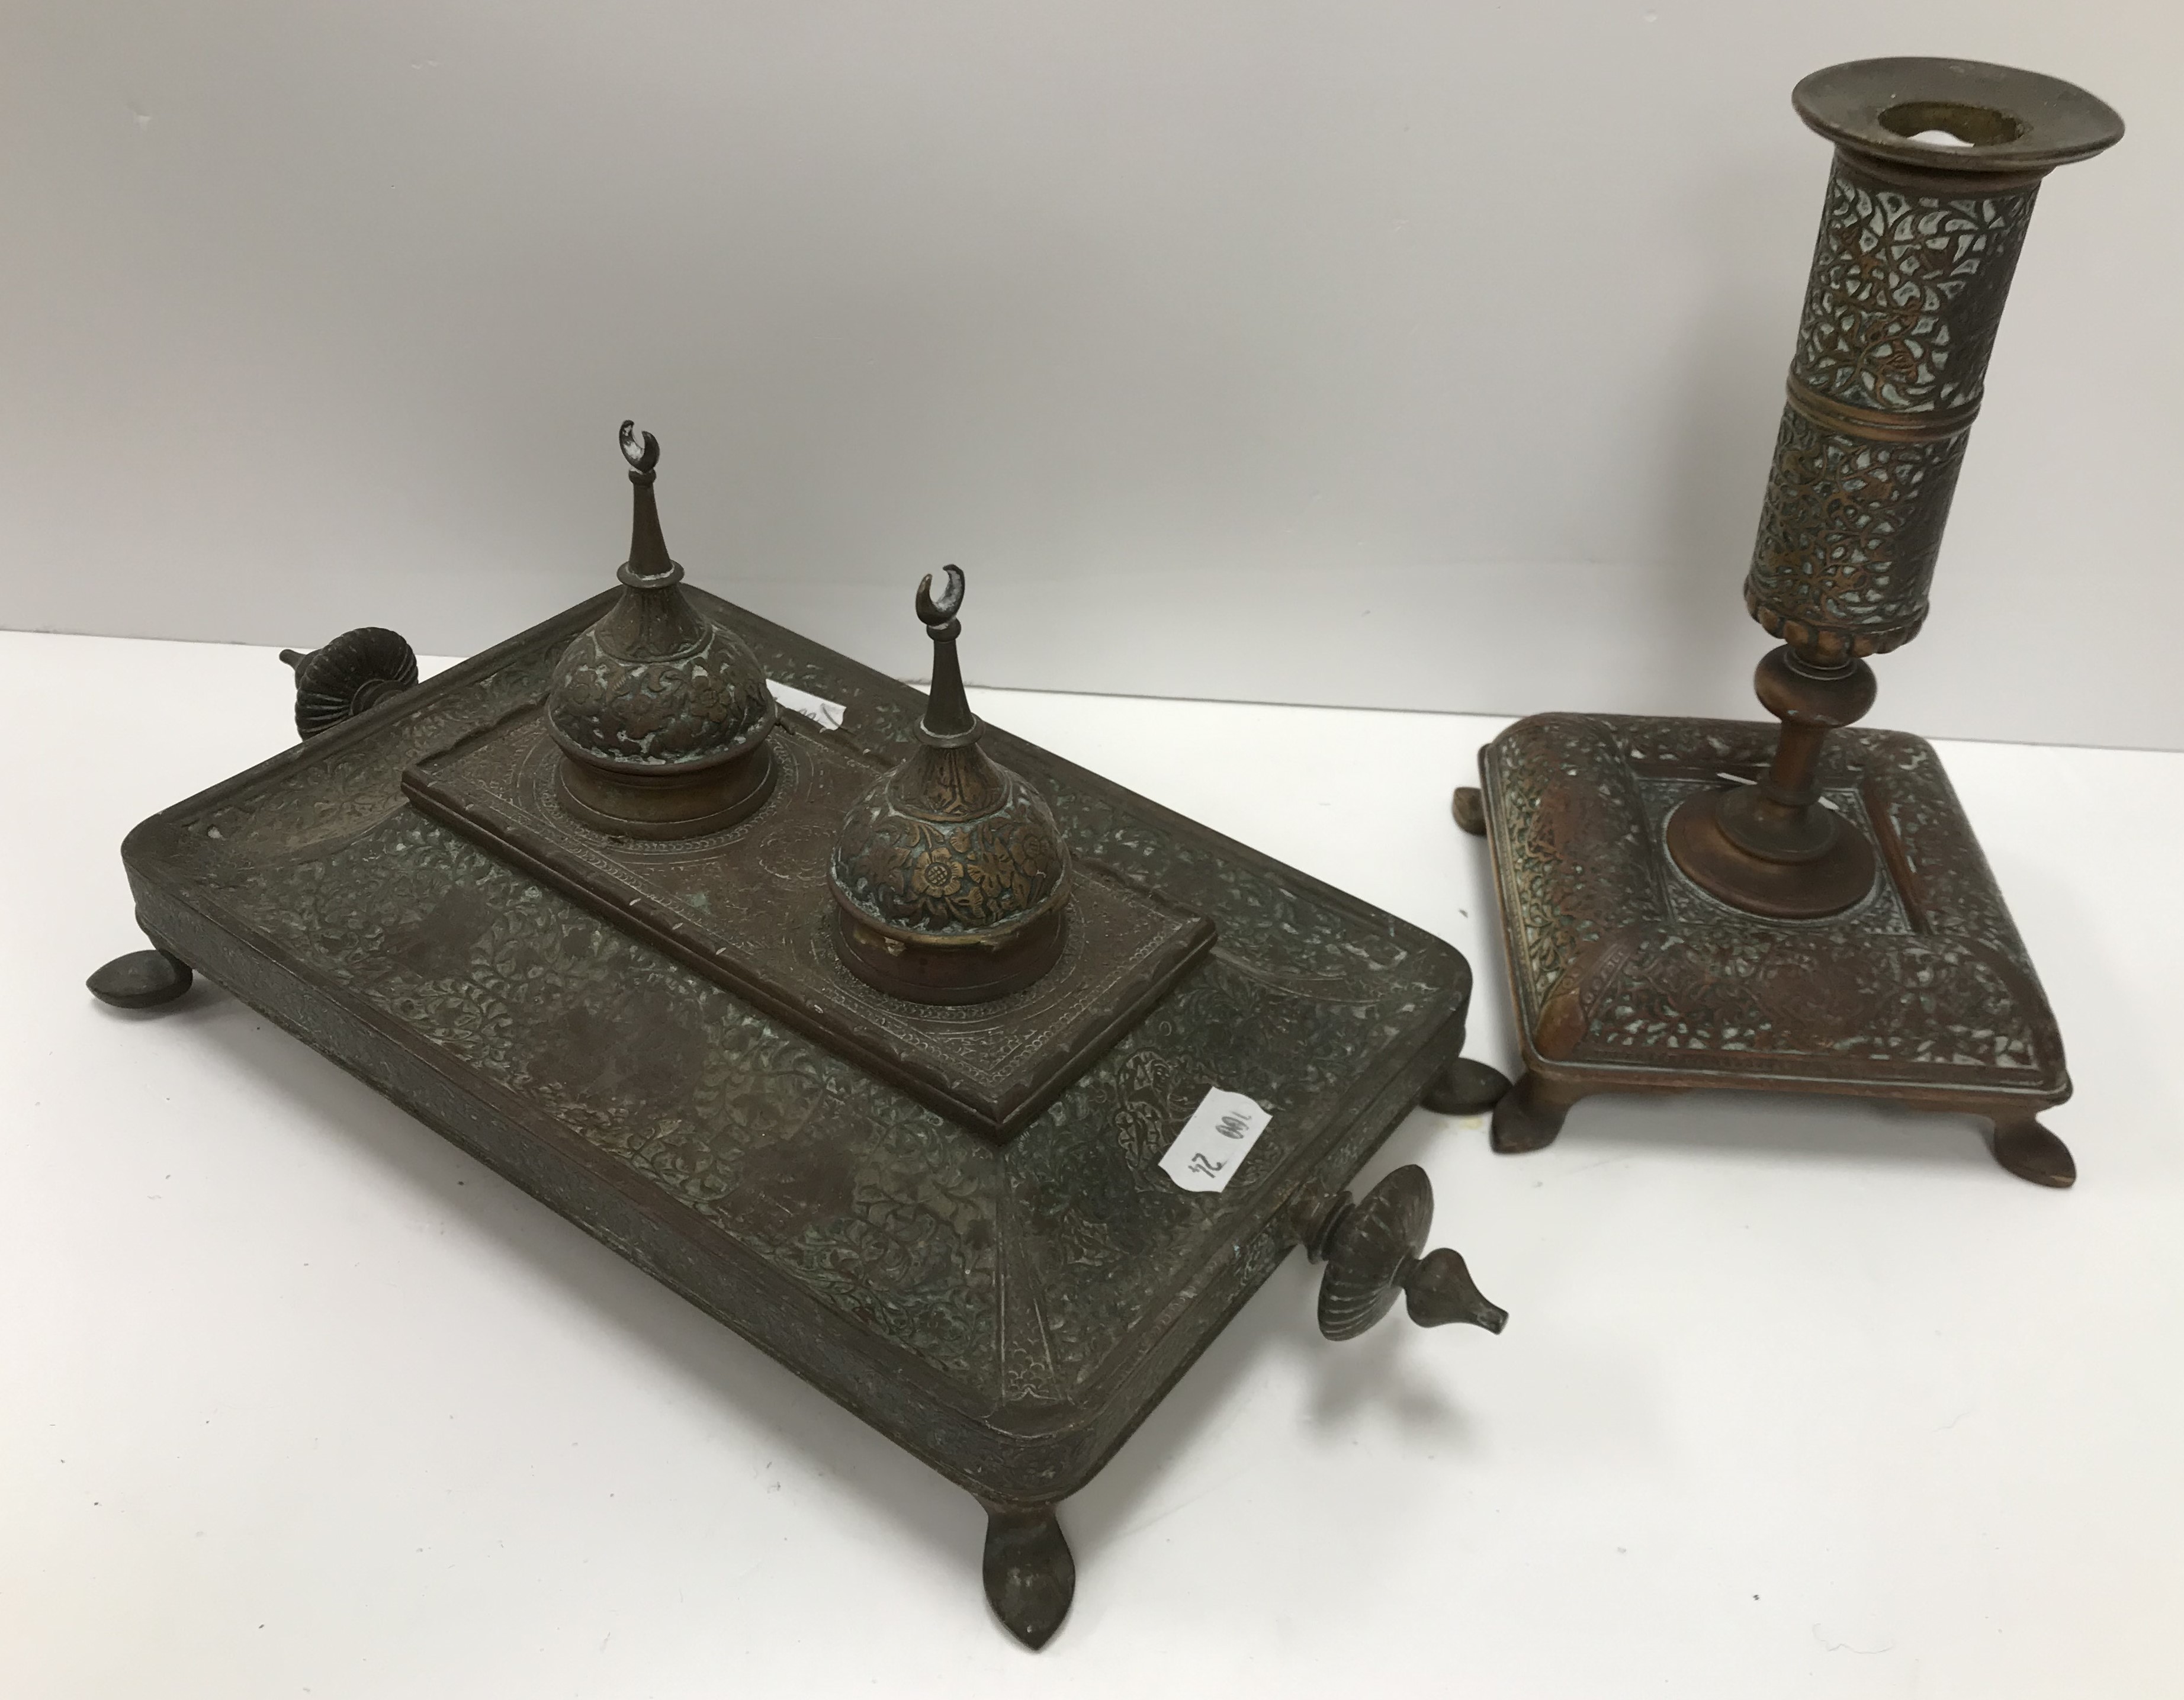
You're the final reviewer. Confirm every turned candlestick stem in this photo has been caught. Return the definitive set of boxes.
[1669,646,1878,918]
[1737,648,1875,841]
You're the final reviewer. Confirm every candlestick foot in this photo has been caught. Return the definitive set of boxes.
[1491,1071,1581,1153]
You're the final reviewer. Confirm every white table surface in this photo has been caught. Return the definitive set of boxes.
[4,629,2180,1698]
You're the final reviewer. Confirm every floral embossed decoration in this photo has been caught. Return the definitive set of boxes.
[833,760,1068,936]
[1746,160,2037,656]
[542,421,778,769]
[548,622,776,766]
[1746,407,1964,651]
[827,565,1072,949]
[1793,164,2038,416]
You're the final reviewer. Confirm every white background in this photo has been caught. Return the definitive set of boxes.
[2,2,2179,747]
[7,633,2182,1696]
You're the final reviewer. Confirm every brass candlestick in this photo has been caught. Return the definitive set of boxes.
[1457,58,2122,1186]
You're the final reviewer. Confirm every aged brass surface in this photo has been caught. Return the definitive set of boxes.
[1459,58,2116,1187]
[97,568,1508,1647]
[1465,715,2069,1181]
[1663,57,2121,921]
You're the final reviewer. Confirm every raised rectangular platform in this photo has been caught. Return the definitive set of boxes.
[403,702,1214,1142]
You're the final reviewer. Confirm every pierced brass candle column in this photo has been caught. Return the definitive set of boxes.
[1668,59,2122,920]
[1456,59,2121,1187]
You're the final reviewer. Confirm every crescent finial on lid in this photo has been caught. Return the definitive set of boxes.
[540,422,780,838]
[827,565,1071,1003]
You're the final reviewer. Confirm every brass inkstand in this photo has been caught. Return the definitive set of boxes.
[91,423,1509,1648]
[1455,58,2122,1186]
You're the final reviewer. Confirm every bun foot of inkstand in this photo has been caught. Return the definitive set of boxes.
[87,946,194,1010]
[979,1500,1075,1651]
[1989,1113,2077,1189]
[1421,1055,1512,1116]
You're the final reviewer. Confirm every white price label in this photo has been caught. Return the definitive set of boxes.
[1158,1088,1273,1193]
[768,680,847,732]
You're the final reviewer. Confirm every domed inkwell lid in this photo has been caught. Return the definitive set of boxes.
[830,566,1071,1004]
[545,422,779,838]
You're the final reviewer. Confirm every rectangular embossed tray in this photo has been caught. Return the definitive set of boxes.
[115,589,1478,1640]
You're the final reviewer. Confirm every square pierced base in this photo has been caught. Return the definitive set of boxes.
[404,705,1214,1142]
[1473,714,2070,1163]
